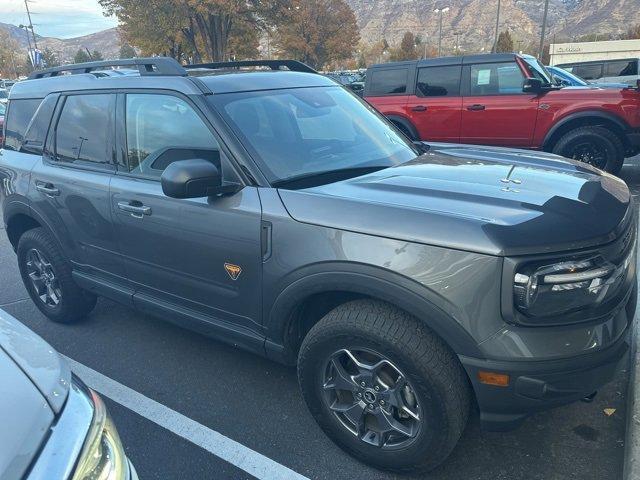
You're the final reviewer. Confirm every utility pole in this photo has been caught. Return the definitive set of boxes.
[434,7,449,57]
[454,31,461,55]
[492,0,501,53]
[19,24,34,71]
[538,0,550,59]
[24,0,38,50]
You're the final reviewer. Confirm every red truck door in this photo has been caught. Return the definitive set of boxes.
[405,65,462,142]
[460,61,539,147]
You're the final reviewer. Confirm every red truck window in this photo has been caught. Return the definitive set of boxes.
[416,66,461,97]
[369,69,408,95]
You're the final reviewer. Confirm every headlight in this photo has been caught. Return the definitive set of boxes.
[513,253,631,318]
[72,389,128,480]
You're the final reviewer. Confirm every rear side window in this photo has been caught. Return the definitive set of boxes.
[22,96,58,155]
[605,60,638,77]
[369,69,408,95]
[572,63,603,80]
[416,66,461,97]
[469,62,524,95]
[55,94,112,168]
[4,99,42,151]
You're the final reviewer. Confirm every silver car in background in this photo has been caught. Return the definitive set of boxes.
[0,309,136,480]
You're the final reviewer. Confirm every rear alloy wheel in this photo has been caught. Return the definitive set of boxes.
[25,248,63,307]
[298,300,470,473]
[553,125,624,174]
[17,227,97,323]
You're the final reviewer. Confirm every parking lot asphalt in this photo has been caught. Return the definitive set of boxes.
[3,158,640,480]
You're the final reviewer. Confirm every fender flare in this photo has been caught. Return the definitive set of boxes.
[385,114,419,140]
[543,110,630,149]
[264,262,482,364]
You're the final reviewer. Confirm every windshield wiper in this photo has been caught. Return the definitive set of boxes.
[272,166,389,189]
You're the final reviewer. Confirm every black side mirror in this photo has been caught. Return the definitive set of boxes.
[523,77,543,93]
[161,159,237,199]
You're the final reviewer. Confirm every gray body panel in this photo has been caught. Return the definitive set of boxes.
[0,68,636,431]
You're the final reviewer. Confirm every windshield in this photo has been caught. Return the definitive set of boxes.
[210,86,419,184]
[522,57,554,85]
[548,66,588,86]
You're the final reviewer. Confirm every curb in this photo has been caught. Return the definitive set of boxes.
[624,317,640,480]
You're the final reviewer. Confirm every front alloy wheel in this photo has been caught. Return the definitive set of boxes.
[322,348,422,449]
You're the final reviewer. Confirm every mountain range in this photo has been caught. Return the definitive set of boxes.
[346,0,640,53]
[1,22,121,62]
[1,0,639,63]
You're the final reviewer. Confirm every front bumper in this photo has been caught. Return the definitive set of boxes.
[460,319,632,431]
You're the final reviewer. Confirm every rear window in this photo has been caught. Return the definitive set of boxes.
[4,98,42,151]
[369,68,408,95]
[605,60,638,77]
[416,66,461,96]
[55,94,112,169]
[570,63,603,80]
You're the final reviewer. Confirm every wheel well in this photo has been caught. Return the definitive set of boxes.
[284,291,366,358]
[282,290,478,410]
[544,116,627,152]
[6,214,41,251]
[387,116,418,141]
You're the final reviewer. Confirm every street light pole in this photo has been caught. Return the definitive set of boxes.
[492,0,501,53]
[538,0,550,60]
[434,7,449,57]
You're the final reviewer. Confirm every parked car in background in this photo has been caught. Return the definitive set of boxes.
[557,58,640,86]
[0,80,16,90]
[327,71,364,96]
[0,102,5,145]
[0,308,137,479]
[547,65,629,89]
[0,88,8,104]
[364,53,640,174]
[0,57,637,473]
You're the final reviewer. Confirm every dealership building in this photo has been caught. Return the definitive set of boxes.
[549,39,640,66]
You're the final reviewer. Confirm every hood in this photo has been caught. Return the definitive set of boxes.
[0,348,55,480]
[0,309,71,413]
[278,144,632,256]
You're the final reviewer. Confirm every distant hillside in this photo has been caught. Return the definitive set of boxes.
[0,22,121,63]
[345,0,640,53]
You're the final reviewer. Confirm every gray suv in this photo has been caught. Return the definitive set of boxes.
[0,58,637,473]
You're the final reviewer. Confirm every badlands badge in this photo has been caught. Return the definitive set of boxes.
[224,263,242,280]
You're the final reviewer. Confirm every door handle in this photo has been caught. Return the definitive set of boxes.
[411,105,427,112]
[467,104,486,111]
[35,181,60,196]
[117,201,151,218]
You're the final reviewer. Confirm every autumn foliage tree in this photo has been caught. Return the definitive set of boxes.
[271,0,359,69]
[389,32,418,61]
[495,30,514,53]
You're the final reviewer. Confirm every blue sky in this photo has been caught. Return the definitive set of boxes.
[0,0,118,38]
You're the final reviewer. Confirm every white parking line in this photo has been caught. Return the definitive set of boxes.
[63,356,310,480]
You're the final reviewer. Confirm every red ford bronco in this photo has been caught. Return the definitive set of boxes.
[365,53,640,174]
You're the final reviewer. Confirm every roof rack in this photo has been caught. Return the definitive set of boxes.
[183,60,317,74]
[28,57,187,80]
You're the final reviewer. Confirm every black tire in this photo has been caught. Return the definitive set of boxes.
[552,125,625,175]
[17,227,97,323]
[298,299,470,473]
[391,120,417,141]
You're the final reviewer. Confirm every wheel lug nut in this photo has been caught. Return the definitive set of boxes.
[357,393,362,398]
[380,400,385,405]
[369,404,374,409]
[360,382,366,387]
[374,386,379,391]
